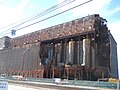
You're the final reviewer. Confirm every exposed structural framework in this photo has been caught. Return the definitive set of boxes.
[0,14,118,80]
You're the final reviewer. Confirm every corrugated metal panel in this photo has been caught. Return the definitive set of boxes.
[0,42,40,72]
[109,33,119,79]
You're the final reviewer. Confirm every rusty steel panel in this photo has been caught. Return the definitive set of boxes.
[109,33,119,79]
[0,14,118,80]
[10,14,96,47]
[0,43,40,72]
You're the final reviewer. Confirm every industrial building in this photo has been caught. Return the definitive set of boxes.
[0,14,119,80]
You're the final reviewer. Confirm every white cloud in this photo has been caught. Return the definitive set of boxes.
[72,0,111,16]
[110,6,120,15]
[101,5,120,17]
[0,0,28,31]
[108,21,120,40]
[111,7,120,14]
[13,1,28,18]
[27,3,39,9]
[57,0,112,17]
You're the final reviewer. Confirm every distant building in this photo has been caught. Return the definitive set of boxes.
[0,36,11,50]
[0,14,118,80]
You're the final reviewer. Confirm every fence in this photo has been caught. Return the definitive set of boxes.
[18,78,119,89]
[0,77,119,89]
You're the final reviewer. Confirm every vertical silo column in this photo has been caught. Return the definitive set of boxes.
[64,41,69,64]
[55,43,60,65]
[56,41,63,65]
[63,41,67,64]
[73,41,78,65]
[79,41,83,65]
[77,40,83,65]
[82,38,90,67]
[76,41,80,65]
[91,39,95,68]
[60,42,63,64]
[82,39,86,66]
[68,39,74,65]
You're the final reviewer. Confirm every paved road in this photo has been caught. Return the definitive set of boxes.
[9,84,58,90]
[0,79,116,90]
[9,83,108,90]
[8,80,96,90]
[8,80,114,90]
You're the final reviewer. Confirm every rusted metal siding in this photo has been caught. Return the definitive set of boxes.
[109,33,119,79]
[10,14,95,47]
[0,43,40,74]
[0,14,118,80]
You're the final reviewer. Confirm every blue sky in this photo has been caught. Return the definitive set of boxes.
[0,0,120,77]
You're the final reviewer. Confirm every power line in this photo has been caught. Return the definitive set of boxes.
[16,0,93,31]
[1,0,71,30]
[0,0,77,35]
[0,0,93,36]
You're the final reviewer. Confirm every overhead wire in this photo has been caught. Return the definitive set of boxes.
[0,0,77,35]
[1,0,72,30]
[16,0,93,31]
[0,0,93,36]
